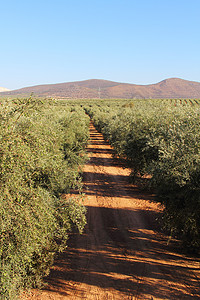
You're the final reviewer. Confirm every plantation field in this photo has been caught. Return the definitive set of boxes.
[84,98,200,251]
[0,97,89,299]
[0,96,200,299]
[25,121,199,300]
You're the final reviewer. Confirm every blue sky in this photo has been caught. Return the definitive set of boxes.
[1,0,200,90]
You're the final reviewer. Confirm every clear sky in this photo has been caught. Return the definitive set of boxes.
[1,0,200,90]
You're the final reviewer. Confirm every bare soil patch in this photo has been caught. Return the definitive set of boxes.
[25,123,200,300]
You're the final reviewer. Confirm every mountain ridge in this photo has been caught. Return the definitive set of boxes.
[2,78,200,99]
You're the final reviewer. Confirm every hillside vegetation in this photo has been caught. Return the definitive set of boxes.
[2,78,200,98]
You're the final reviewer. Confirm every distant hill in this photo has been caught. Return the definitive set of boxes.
[0,87,10,93]
[2,78,200,98]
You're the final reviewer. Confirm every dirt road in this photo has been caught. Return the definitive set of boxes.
[28,123,200,299]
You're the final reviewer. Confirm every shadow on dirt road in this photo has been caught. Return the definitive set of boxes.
[28,123,200,300]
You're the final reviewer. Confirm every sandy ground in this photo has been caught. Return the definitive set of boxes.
[25,123,200,300]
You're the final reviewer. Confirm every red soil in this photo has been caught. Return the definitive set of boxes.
[24,123,200,299]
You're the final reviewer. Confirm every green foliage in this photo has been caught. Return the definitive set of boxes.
[85,99,200,252]
[0,97,89,299]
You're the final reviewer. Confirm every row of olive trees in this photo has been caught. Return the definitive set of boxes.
[0,97,89,299]
[85,99,200,252]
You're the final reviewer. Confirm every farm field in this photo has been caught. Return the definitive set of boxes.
[0,96,200,299]
[84,98,200,251]
[25,121,200,300]
[0,97,89,299]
